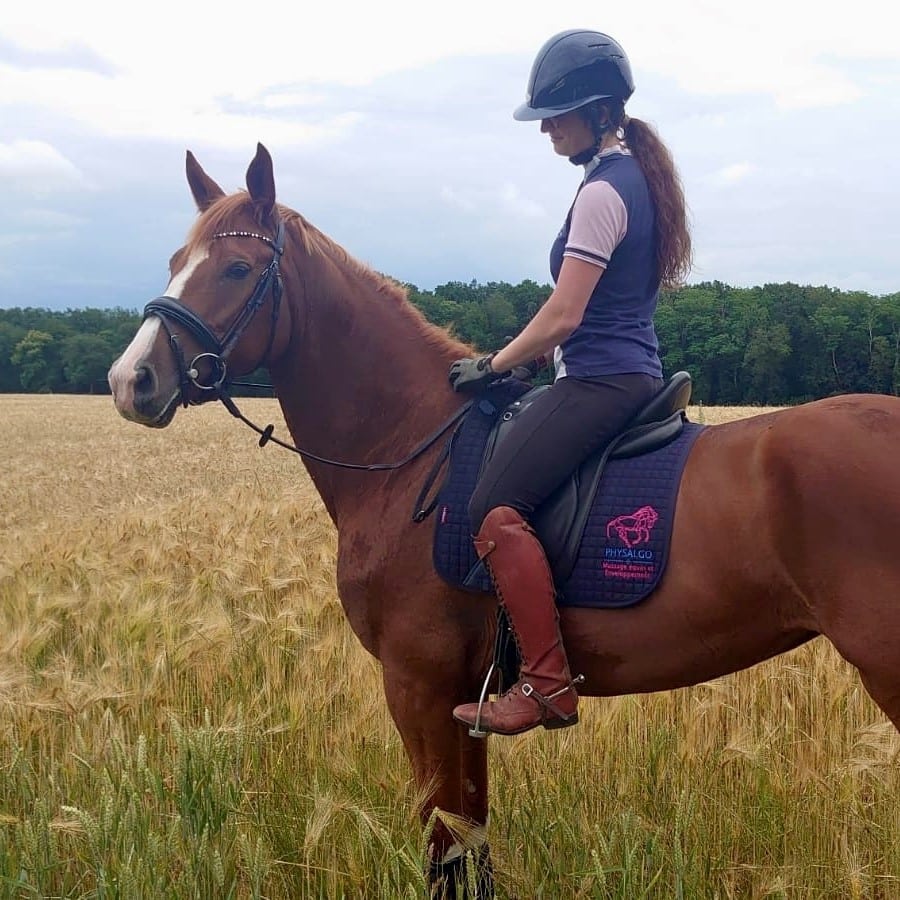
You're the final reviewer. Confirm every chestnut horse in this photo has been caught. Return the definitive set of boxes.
[109,144,900,898]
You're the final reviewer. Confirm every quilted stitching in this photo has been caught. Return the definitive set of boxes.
[560,423,702,608]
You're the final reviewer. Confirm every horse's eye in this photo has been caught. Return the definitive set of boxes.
[225,262,252,280]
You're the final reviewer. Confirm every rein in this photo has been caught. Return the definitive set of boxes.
[211,387,470,523]
[215,387,472,472]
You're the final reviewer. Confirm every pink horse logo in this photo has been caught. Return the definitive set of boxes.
[606,505,659,548]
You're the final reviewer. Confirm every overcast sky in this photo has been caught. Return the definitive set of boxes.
[2,0,898,312]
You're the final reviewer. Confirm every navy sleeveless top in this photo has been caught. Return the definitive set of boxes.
[550,152,662,379]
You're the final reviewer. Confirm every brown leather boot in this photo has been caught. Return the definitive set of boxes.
[453,506,582,736]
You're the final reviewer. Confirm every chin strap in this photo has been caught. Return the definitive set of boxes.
[569,102,625,166]
[568,145,600,166]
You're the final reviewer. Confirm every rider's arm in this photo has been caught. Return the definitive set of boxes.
[491,257,603,373]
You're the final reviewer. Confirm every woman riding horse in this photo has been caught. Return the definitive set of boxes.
[449,29,692,736]
[109,28,900,900]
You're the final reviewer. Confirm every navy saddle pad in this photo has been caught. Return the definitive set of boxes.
[430,381,704,609]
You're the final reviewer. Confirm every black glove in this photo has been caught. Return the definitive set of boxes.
[448,354,507,394]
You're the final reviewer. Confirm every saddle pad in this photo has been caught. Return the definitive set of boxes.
[557,422,703,608]
[431,380,531,590]
[431,389,703,608]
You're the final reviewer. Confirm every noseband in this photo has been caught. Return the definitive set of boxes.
[143,219,285,405]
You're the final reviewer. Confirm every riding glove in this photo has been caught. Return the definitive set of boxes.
[448,354,507,394]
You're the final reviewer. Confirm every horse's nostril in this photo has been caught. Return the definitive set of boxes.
[134,363,157,399]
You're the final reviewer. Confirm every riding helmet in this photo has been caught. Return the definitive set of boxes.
[513,29,634,121]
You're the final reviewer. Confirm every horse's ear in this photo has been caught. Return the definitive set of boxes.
[186,151,225,212]
[246,143,276,219]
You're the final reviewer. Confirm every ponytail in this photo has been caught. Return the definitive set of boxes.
[624,116,692,288]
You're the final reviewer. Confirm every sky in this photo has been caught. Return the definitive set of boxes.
[2,0,898,312]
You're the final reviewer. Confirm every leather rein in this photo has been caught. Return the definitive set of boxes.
[142,217,472,476]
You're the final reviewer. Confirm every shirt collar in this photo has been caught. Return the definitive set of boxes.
[583,144,631,178]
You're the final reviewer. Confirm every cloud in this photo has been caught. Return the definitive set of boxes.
[707,163,755,187]
[440,185,477,214]
[1,0,881,158]
[499,183,545,219]
[0,35,118,75]
[439,183,546,220]
[21,208,88,229]
[256,90,334,111]
[0,140,89,191]
[621,0,891,109]
[0,207,87,253]
[0,61,366,149]
[0,232,43,248]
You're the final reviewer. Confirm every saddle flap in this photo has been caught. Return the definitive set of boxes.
[533,411,686,580]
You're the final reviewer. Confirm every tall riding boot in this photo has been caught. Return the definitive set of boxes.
[453,506,582,736]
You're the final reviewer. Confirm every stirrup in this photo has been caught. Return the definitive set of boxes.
[467,661,498,739]
[468,607,517,738]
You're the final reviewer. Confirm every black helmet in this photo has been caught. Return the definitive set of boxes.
[513,29,634,121]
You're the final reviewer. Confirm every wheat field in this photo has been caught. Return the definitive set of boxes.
[1,395,898,899]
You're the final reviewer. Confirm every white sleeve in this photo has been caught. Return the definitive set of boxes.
[563,180,628,269]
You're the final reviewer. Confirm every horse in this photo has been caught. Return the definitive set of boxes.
[108,143,900,898]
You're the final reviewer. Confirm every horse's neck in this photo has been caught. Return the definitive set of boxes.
[270,239,467,522]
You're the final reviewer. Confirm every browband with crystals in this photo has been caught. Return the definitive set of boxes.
[212,230,283,252]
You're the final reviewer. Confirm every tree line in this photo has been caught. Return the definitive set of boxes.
[2,278,899,405]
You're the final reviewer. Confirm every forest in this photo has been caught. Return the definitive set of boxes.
[2,278,899,405]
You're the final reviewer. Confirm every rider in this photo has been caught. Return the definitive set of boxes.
[449,29,692,736]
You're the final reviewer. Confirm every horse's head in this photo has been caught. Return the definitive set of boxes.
[109,143,293,426]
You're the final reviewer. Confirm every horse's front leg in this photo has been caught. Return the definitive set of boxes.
[382,662,494,899]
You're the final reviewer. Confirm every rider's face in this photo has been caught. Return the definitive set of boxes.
[540,110,595,158]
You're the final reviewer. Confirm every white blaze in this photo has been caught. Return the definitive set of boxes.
[108,246,209,415]
[164,246,209,299]
[108,316,161,413]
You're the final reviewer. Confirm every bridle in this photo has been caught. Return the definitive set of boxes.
[141,216,473,506]
[144,219,286,404]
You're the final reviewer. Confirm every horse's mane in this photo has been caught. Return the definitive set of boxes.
[187,191,469,358]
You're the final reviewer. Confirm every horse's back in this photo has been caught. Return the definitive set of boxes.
[675,393,900,650]
[755,393,900,591]
[678,393,900,579]
[563,394,900,695]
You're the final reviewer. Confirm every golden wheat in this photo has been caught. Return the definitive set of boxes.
[0,395,897,898]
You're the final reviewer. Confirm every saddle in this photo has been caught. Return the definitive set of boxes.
[472,370,694,587]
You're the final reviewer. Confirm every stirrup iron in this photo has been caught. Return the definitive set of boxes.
[468,662,497,739]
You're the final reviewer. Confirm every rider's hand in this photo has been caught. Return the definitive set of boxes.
[510,354,550,382]
[448,355,507,394]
